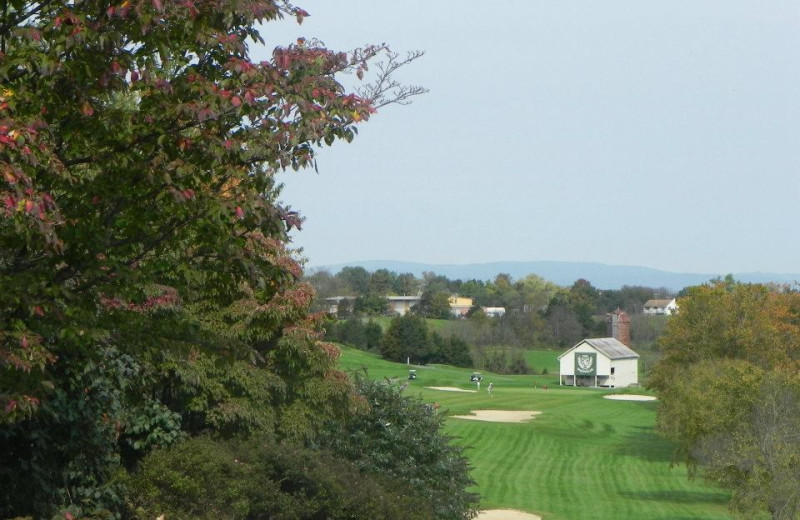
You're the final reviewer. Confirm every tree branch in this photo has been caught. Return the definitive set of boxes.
[355,50,429,109]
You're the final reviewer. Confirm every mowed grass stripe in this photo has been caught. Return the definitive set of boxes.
[338,346,734,520]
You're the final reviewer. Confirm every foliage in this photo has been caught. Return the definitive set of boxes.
[377,314,473,367]
[368,268,395,295]
[1,346,141,518]
[650,279,800,519]
[325,318,382,352]
[353,293,389,316]
[480,348,531,375]
[629,314,669,349]
[308,267,674,349]
[696,372,800,520]
[429,333,473,367]
[147,349,283,440]
[126,435,430,520]
[0,0,426,516]
[380,313,430,364]
[318,376,479,520]
[414,289,452,319]
[337,266,371,294]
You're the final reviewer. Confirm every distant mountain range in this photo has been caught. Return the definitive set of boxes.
[309,260,800,291]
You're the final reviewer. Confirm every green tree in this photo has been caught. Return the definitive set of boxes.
[439,335,473,367]
[695,372,800,520]
[650,280,800,520]
[354,293,389,316]
[543,294,583,347]
[568,278,600,334]
[339,266,371,295]
[0,0,424,516]
[369,268,396,296]
[380,313,429,363]
[459,279,489,305]
[392,272,420,295]
[416,289,452,319]
[318,377,479,520]
[334,318,367,349]
[515,274,559,312]
[364,320,383,351]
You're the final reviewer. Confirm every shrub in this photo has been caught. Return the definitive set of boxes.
[507,352,531,375]
[318,377,479,520]
[126,436,429,520]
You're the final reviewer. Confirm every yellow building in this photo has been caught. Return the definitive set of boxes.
[448,296,474,317]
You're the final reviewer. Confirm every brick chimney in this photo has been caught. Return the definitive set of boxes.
[607,308,631,346]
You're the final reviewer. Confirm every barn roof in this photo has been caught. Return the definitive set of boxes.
[558,338,639,360]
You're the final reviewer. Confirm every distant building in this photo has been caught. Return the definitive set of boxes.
[328,294,475,318]
[482,307,506,318]
[325,296,356,314]
[606,309,631,345]
[387,295,422,316]
[643,298,678,315]
[558,338,639,388]
[449,296,474,317]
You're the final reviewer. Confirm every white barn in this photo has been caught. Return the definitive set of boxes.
[558,338,639,388]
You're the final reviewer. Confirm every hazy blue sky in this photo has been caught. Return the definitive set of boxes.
[254,1,800,274]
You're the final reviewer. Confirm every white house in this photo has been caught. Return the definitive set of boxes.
[643,298,678,315]
[558,338,639,388]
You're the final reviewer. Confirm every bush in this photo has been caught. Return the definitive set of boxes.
[126,436,429,520]
[318,377,479,520]
[326,319,383,352]
[480,349,530,375]
[435,335,474,368]
[507,352,531,375]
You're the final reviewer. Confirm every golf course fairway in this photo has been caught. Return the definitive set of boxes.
[339,347,734,520]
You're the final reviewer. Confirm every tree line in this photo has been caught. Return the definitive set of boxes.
[326,314,473,367]
[307,267,676,348]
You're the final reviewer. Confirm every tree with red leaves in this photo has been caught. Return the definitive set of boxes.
[0,1,427,517]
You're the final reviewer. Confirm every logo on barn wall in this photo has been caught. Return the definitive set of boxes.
[575,353,596,376]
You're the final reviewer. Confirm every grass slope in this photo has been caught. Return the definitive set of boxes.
[338,346,733,520]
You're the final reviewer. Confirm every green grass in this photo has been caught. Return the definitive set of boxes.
[522,349,560,374]
[337,346,733,520]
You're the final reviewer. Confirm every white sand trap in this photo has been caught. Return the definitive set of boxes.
[476,509,542,520]
[603,394,657,401]
[426,386,477,393]
[451,410,542,423]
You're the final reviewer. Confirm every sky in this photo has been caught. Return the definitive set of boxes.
[253,1,800,274]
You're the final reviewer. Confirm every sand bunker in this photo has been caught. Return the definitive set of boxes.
[603,394,657,401]
[451,410,541,423]
[476,509,542,520]
[426,386,477,393]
